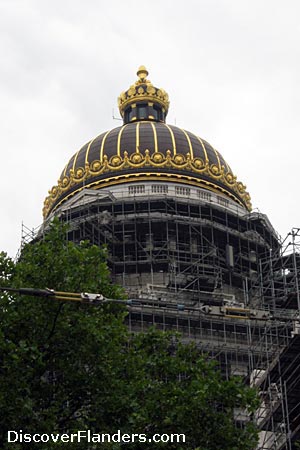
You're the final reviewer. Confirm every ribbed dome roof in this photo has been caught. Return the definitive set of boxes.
[43,121,251,217]
[43,67,251,218]
[61,122,231,178]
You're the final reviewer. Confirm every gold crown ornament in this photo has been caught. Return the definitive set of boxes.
[118,66,170,117]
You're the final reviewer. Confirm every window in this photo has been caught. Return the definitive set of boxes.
[154,104,163,121]
[217,196,229,207]
[137,104,147,120]
[175,186,191,196]
[125,107,134,123]
[152,185,168,194]
[152,109,159,120]
[128,185,145,195]
[197,190,211,201]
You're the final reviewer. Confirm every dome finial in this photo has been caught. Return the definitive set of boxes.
[118,67,170,123]
[137,65,149,82]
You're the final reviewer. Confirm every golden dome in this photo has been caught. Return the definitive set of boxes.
[43,67,251,218]
[43,120,251,218]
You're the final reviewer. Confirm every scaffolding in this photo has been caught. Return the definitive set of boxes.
[52,189,278,301]
[251,229,300,449]
[23,189,300,449]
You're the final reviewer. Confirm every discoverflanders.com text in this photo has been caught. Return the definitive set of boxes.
[8,430,186,445]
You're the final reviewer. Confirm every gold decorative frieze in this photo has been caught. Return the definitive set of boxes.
[43,150,251,218]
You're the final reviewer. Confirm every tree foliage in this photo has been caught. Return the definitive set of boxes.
[0,219,259,449]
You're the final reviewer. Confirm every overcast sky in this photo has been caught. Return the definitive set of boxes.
[0,0,299,257]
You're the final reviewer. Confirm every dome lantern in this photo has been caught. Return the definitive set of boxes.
[118,66,170,124]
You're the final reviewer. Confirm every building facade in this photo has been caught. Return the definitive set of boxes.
[41,67,300,449]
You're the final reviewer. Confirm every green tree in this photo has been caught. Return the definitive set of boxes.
[0,220,259,449]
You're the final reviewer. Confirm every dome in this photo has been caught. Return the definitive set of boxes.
[43,68,251,218]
